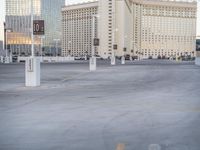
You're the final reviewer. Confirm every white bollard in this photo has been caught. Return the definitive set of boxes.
[4,57,10,64]
[111,56,116,65]
[89,57,96,71]
[130,56,133,61]
[195,57,200,66]
[9,55,13,63]
[25,57,40,87]
[121,56,125,65]
[0,56,3,63]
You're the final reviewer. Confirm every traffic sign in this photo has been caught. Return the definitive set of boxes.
[33,20,45,35]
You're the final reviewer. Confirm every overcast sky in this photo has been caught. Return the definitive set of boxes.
[0,0,200,42]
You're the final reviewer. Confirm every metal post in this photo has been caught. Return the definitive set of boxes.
[89,15,98,71]
[111,0,116,65]
[41,37,43,57]
[92,16,95,57]
[5,30,8,58]
[31,0,34,57]
[25,0,40,87]
[40,36,45,60]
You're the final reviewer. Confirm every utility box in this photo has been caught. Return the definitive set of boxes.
[25,57,40,86]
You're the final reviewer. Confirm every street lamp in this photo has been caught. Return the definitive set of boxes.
[121,35,127,64]
[40,36,45,60]
[25,0,40,87]
[111,0,117,66]
[90,14,99,71]
[31,0,34,57]
[111,28,118,65]
[91,14,99,57]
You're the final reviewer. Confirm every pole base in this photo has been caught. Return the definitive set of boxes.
[4,57,10,64]
[111,56,116,65]
[25,57,40,87]
[195,57,200,66]
[89,57,96,71]
[121,56,125,65]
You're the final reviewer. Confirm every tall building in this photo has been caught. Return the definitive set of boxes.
[5,0,65,56]
[132,0,197,59]
[41,0,65,54]
[62,0,197,59]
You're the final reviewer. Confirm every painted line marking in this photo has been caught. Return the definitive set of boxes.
[116,143,125,150]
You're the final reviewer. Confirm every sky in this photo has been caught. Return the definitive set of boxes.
[0,0,200,42]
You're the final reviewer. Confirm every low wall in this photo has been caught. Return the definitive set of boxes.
[18,56,75,63]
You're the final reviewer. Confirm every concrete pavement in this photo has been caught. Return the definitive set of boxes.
[0,60,200,150]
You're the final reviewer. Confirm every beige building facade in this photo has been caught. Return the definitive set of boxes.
[61,1,98,57]
[62,0,197,59]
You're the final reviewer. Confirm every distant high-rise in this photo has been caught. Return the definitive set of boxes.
[5,0,65,56]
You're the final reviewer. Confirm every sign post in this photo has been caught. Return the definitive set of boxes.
[25,1,45,87]
[90,15,99,71]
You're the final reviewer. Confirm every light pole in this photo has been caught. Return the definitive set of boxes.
[40,36,45,61]
[68,41,72,56]
[111,28,118,65]
[90,14,99,71]
[25,0,40,87]
[31,0,34,57]
[91,14,99,57]
[53,39,60,57]
[111,0,117,66]
[5,28,13,63]
[121,35,127,65]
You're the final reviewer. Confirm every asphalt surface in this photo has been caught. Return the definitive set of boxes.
[0,60,200,150]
